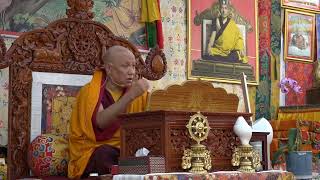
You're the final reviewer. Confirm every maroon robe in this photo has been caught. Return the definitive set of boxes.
[82,77,124,177]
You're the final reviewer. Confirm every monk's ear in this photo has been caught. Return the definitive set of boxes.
[105,63,111,74]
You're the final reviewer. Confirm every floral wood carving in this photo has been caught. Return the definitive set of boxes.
[170,128,239,158]
[66,0,94,20]
[5,18,166,179]
[5,20,167,76]
[125,128,161,157]
[33,33,65,64]
[170,128,192,154]
[203,129,240,158]
[9,65,32,178]
[0,36,6,68]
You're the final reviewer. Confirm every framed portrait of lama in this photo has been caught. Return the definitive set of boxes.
[284,9,315,63]
[187,0,259,85]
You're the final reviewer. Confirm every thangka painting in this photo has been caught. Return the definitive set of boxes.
[0,32,18,146]
[41,84,80,135]
[0,0,147,49]
[284,9,315,63]
[317,14,320,61]
[187,0,259,85]
[0,68,8,146]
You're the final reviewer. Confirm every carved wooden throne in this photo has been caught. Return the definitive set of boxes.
[0,1,167,179]
[0,36,6,65]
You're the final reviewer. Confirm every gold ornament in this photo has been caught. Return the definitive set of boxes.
[181,112,212,174]
[231,144,261,173]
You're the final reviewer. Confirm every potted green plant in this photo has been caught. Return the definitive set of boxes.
[272,128,312,179]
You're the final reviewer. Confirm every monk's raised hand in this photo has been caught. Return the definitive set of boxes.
[127,78,150,99]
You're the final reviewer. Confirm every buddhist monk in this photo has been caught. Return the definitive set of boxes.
[68,44,149,179]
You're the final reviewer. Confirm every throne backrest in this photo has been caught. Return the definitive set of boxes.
[1,1,167,179]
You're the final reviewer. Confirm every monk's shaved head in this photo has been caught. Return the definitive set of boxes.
[102,45,135,64]
[103,45,136,88]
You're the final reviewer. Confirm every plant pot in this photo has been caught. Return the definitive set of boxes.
[286,151,312,179]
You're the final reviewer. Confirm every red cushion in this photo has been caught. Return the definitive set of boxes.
[28,134,69,177]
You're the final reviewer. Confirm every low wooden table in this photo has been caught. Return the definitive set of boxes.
[120,110,269,172]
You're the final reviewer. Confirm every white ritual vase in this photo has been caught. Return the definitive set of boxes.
[233,116,252,145]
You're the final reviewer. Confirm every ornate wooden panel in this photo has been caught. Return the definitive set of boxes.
[120,111,252,172]
[1,0,167,179]
[169,128,191,154]
[204,129,239,159]
[148,81,239,112]
[125,128,162,157]
[169,128,240,158]
[120,111,269,172]
[0,36,6,68]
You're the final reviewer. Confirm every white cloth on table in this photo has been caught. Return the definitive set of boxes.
[113,174,144,180]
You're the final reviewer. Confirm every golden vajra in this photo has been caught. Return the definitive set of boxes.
[181,112,212,174]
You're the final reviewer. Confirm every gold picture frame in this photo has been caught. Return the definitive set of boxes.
[284,9,316,63]
[187,0,259,85]
[281,0,320,13]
